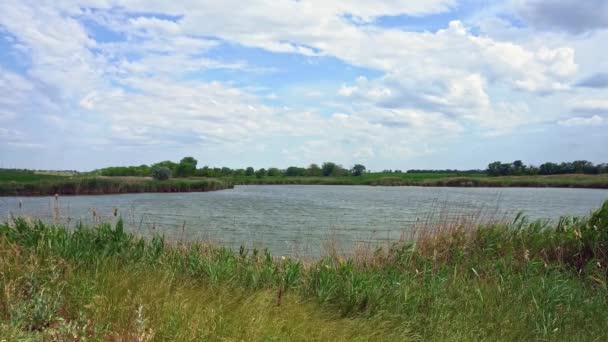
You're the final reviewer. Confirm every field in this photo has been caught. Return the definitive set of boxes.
[1,201,607,340]
[229,172,608,188]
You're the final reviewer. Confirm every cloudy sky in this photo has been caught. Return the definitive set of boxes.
[1,0,607,171]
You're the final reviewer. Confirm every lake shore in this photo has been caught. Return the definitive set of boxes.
[2,201,607,340]
[2,173,608,196]
[0,177,233,196]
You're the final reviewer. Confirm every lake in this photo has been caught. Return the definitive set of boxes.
[1,185,607,256]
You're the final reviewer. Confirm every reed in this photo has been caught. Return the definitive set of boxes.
[1,201,607,340]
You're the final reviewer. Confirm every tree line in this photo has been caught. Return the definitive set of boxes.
[486,160,608,177]
[97,157,368,180]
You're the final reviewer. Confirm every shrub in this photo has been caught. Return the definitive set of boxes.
[151,166,172,180]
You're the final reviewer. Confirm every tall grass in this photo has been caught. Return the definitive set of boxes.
[1,201,608,340]
[0,177,232,196]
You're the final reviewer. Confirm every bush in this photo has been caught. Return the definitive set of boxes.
[151,166,172,180]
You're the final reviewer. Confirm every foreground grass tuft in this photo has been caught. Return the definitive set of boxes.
[1,201,608,340]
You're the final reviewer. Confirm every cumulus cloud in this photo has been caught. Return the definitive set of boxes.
[0,0,606,168]
[516,0,608,34]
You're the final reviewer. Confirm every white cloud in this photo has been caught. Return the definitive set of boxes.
[558,115,605,127]
[0,0,606,168]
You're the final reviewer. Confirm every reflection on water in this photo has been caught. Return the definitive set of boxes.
[1,185,607,256]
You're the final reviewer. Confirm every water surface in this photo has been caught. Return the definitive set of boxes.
[2,185,607,256]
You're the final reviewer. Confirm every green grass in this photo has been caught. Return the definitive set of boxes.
[226,172,608,188]
[1,201,608,340]
[0,170,67,183]
[0,173,233,196]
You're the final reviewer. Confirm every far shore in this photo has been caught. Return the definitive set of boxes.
[2,173,608,196]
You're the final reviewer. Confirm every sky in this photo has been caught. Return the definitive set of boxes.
[0,0,607,171]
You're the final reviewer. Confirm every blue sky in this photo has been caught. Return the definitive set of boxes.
[0,0,607,171]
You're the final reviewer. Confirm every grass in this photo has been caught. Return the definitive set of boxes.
[0,173,233,196]
[1,201,608,340]
[0,169,67,183]
[227,172,608,188]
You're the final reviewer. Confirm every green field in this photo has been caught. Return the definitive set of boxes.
[0,170,67,183]
[1,201,608,340]
[227,172,608,188]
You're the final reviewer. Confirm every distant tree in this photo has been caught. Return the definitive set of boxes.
[151,166,171,180]
[233,169,246,176]
[486,161,503,176]
[321,162,337,176]
[175,157,197,177]
[306,164,322,177]
[152,160,178,173]
[245,167,255,176]
[267,168,282,177]
[512,160,525,175]
[220,167,233,176]
[351,164,366,176]
[285,166,307,176]
[539,162,559,175]
[255,168,267,178]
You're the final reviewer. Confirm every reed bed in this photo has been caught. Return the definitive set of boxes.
[0,177,232,196]
[1,201,607,340]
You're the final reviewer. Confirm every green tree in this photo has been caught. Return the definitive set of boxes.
[255,168,267,178]
[152,161,178,174]
[151,166,172,180]
[245,167,255,176]
[306,164,322,177]
[486,161,502,176]
[175,157,198,177]
[351,164,366,176]
[285,166,306,176]
[321,162,337,176]
[267,168,281,177]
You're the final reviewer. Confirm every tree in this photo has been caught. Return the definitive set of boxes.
[152,160,178,173]
[255,168,267,178]
[245,167,255,176]
[151,166,171,180]
[351,164,366,176]
[175,157,197,177]
[512,160,525,175]
[321,162,337,176]
[486,161,502,176]
[306,164,322,177]
[285,166,306,176]
[267,168,281,177]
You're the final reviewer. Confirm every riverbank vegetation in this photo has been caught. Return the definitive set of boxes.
[1,201,607,340]
[2,157,608,196]
[487,160,608,176]
[0,175,231,196]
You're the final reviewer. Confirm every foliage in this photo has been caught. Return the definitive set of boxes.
[487,160,608,177]
[285,166,307,177]
[255,168,267,178]
[174,157,198,178]
[1,202,608,339]
[151,166,172,180]
[267,168,282,177]
[350,164,366,176]
[306,164,322,177]
[100,165,151,177]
